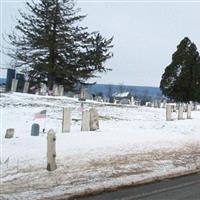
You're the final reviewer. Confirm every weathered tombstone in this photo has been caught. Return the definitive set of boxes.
[47,129,57,171]
[5,128,15,139]
[79,87,86,101]
[166,104,172,121]
[62,108,71,133]
[187,104,192,119]
[23,81,29,93]
[81,110,90,131]
[31,123,40,136]
[183,103,187,112]
[6,68,15,92]
[11,79,18,92]
[162,100,167,108]
[58,85,64,96]
[89,108,99,131]
[53,84,59,96]
[153,100,158,108]
[178,104,184,120]
[40,83,47,95]
[194,104,198,111]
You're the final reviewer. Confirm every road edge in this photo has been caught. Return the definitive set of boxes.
[47,167,200,200]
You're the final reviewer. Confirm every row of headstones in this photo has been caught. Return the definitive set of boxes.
[62,107,99,133]
[10,79,64,96]
[166,104,192,121]
[47,108,100,171]
[146,101,167,108]
[5,107,99,138]
[147,100,198,112]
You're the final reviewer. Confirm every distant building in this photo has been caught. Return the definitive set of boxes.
[112,92,134,104]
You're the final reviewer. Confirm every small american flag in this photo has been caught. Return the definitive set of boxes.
[34,110,47,119]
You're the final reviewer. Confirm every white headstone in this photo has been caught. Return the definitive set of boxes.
[58,85,64,96]
[11,79,18,92]
[89,108,99,131]
[178,104,184,120]
[81,110,90,131]
[47,129,57,171]
[53,84,59,96]
[40,83,47,95]
[5,128,15,139]
[166,104,172,121]
[162,100,167,108]
[62,108,71,133]
[23,82,29,93]
[187,104,192,119]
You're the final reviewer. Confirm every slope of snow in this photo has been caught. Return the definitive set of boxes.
[1,93,200,199]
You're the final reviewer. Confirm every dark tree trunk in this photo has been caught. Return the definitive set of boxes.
[48,74,55,90]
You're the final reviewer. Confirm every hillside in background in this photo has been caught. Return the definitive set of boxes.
[0,77,161,98]
[88,84,161,98]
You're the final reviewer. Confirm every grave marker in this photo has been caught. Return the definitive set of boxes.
[53,84,59,96]
[58,85,64,96]
[166,104,172,121]
[62,108,71,133]
[178,104,184,120]
[11,79,18,92]
[89,108,99,131]
[81,110,90,131]
[5,128,15,139]
[187,104,192,119]
[47,129,57,171]
[23,82,29,93]
[31,123,40,136]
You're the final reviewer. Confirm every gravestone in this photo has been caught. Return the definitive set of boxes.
[23,82,29,93]
[11,79,18,92]
[53,84,59,96]
[178,104,184,120]
[166,104,172,121]
[58,85,64,96]
[162,100,167,108]
[193,103,197,111]
[89,108,99,131]
[153,100,158,108]
[47,129,57,171]
[157,101,161,108]
[81,110,90,131]
[187,104,192,119]
[62,108,71,133]
[40,83,47,95]
[6,69,15,91]
[31,123,40,136]
[5,128,15,138]
[79,87,86,101]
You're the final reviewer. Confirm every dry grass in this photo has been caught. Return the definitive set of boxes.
[1,141,200,199]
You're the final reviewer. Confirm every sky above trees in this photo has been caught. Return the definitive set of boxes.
[1,1,200,87]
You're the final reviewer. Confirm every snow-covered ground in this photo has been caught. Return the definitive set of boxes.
[1,93,200,200]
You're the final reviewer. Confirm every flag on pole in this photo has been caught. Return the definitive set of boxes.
[33,110,47,119]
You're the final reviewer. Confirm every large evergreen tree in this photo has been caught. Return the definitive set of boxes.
[160,37,200,102]
[7,0,113,90]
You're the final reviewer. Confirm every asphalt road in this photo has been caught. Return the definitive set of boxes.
[77,173,200,200]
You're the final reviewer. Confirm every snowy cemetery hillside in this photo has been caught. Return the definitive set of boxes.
[1,92,200,199]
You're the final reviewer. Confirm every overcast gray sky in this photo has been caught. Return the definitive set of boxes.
[1,0,200,87]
